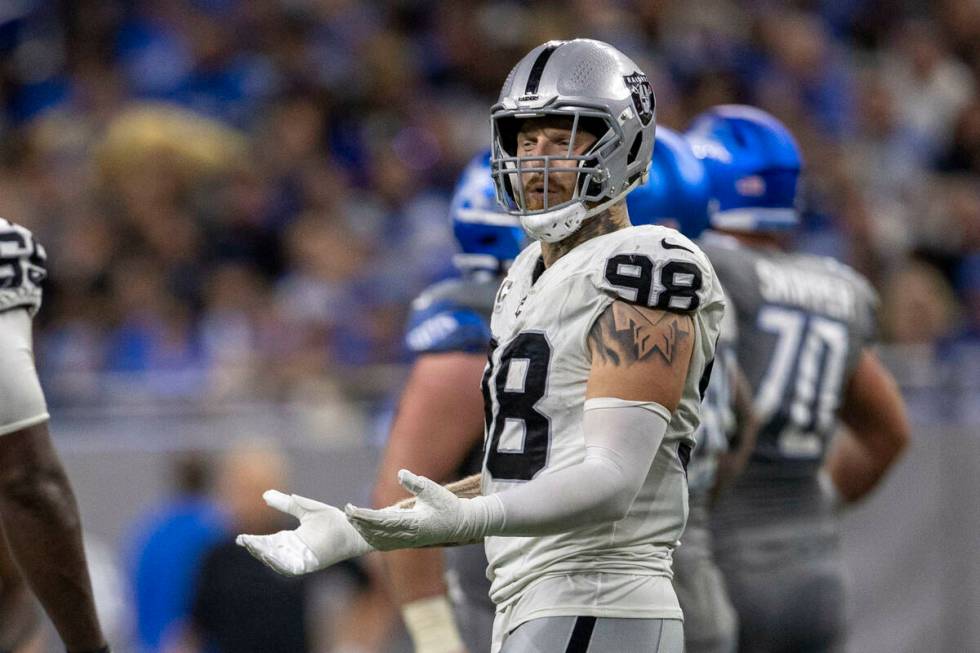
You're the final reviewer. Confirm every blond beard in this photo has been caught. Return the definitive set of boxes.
[521,175,575,211]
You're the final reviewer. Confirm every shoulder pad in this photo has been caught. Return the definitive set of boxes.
[406,278,494,355]
[594,225,716,313]
[411,276,499,317]
[0,219,47,317]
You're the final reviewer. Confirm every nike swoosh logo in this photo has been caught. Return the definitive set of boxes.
[661,238,693,253]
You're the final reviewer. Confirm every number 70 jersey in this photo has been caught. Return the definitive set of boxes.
[700,233,878,468]
[480,225,726,610]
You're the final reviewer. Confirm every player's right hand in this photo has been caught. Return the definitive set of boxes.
[236,490,374,576]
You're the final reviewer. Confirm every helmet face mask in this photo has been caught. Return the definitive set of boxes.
[490,39,656,243]
[491,107,621,212]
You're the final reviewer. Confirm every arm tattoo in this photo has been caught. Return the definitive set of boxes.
[589,302,691,366]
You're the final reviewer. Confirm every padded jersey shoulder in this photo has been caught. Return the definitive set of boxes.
[405,276,498,355]
[590,225,721,314]
[0,218,47,318]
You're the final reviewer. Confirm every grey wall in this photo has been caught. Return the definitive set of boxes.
[31,402,980,653]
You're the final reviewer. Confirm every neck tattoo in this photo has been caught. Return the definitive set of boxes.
[541,207,629,267]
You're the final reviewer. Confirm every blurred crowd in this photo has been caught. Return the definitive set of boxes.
[1,0,979,410]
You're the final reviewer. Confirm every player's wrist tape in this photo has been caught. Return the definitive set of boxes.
[401,595,465,653]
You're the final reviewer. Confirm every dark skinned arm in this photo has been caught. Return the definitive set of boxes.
[0,422,106,652]
[0,530,39,652]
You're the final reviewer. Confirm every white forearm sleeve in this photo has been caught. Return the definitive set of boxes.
[0,309,48,436]
[464,398,670,537]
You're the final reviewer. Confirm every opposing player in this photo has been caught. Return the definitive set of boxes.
[687,105,910,652]
[373,150,523,653]
[0,218,110,653]
[631,125,755,653]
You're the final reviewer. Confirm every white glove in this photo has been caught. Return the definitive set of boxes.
[345,469,502,550]
[236,490,373,576]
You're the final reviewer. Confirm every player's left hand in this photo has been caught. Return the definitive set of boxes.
[345,469,489,550]
[236,490,373,576]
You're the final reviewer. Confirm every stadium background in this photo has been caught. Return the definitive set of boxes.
[1,0,978,651]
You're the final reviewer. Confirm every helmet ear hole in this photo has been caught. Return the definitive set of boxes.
[578,117,609,144]
[497,117,521,156]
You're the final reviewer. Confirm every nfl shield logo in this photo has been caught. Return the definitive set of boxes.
[623,72,655,126]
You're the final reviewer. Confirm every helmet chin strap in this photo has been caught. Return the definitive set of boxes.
[520,177,642,243]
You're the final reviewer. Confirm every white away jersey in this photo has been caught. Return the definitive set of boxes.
[480,225,725,622]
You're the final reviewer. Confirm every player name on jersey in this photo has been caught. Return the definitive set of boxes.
[756,259,859,322]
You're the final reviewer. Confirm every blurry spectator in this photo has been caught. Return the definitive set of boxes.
[879,260,960,345]
[128,452,226,653]
[199,263,274,399]
[0,0,971,412]
[956,254,980,342]
[752,10,854,136]
[185,442,314,653]
[937,99,980,174]
[881,19,976,159]
[846,69,922,197]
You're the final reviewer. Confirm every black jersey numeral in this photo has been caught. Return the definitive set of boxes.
[482,332,552,481]
[604,255,702,312]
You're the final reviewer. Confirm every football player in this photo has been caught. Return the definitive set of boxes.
[239,39,725,653]
[688,105,911,653]
[631,126,756,653]
[373,150,524,653]
[0,218,109,653]
[381,132,742,653]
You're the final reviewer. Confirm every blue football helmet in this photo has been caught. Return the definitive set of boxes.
[451,150,526,273]
[626,126,711,239]
[685,105,802,232]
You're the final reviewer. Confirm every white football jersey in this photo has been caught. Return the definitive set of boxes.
[480,225,725,626]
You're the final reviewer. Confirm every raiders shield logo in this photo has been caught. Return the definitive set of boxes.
[623,72,655,126]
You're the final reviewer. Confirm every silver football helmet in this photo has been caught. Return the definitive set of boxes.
[490,39,657,242]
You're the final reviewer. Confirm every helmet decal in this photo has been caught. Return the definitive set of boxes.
[623,72,655,126]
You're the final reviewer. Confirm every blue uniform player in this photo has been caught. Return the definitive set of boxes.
[631,127,756,653]
[373,150,524,653]
[689,106,910,653]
